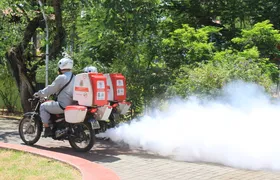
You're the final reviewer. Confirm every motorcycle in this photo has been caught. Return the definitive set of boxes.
[96,101,130,134]
[93,101,119,137]
[18,97,100,152]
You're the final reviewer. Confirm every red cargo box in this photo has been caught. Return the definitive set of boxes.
[73,73,108,106]
[105,73,126,101]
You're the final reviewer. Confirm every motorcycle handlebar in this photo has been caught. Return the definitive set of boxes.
[28,98,36,102]
[28,97,47,102]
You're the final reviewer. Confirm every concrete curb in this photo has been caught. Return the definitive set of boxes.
[0,142,120,180]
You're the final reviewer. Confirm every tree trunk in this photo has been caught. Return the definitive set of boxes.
[5,15,41,112]
[6,47,35,112]
[5,0,64,112]
[50,0,65,59]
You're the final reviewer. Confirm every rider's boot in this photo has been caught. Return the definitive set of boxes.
[43,127,52,137]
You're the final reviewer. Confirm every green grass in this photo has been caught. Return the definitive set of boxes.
[0,149,81,180]
[0,95,22,112]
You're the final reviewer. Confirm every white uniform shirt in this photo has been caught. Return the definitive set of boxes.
[38,72,75,108]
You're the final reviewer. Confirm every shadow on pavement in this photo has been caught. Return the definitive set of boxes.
[31,138,168,164]
[0,118,168,164]
[0,119,20,143]
[0,132,19,143]
[33,143,122,163]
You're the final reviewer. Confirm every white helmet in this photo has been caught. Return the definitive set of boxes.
[83,66,98,73]
[58,57,73,70]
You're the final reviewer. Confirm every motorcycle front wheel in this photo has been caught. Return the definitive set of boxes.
[19,116,42,145]
[69,122,95,152]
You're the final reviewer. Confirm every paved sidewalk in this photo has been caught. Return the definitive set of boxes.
[1,118,280,180]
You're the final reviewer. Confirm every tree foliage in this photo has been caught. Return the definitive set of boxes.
[0,64,20,113]
[1,0,280,114]
[166,21,279,98]
[168,48,275,97]
[0,0,65,112]
[232,20,280,58]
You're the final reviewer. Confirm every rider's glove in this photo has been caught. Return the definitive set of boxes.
[33,92,39,98]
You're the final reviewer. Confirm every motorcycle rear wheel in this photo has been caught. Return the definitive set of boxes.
[69,122,95,152]
[19,117,42,145]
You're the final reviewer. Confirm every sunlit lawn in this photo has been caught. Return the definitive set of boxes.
[0,149,81,180]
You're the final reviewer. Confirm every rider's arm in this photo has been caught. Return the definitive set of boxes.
[37,75,64,97]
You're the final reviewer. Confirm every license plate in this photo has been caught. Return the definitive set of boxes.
[90,120,100,129]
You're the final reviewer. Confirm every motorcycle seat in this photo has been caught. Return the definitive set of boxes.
[55,113,64,117]
[50,113,65,118]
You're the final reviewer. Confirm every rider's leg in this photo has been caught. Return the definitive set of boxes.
[40,101,64,136]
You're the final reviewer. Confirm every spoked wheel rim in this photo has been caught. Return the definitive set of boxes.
[71,123,93,149]
[69,122,95,152]
[19,117,40,143]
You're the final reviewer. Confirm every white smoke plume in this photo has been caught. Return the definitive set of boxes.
[98,81,280,171]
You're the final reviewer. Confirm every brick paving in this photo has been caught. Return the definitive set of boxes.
[1,118,280,180]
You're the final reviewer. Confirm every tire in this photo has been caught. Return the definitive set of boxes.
[109,112,117,128]
[69,122,95,152]
[19,116,42,145]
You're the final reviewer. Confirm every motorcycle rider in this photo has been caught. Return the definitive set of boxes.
[33,56,75,137]
[83,65,98,73]
[83,65,117,130]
